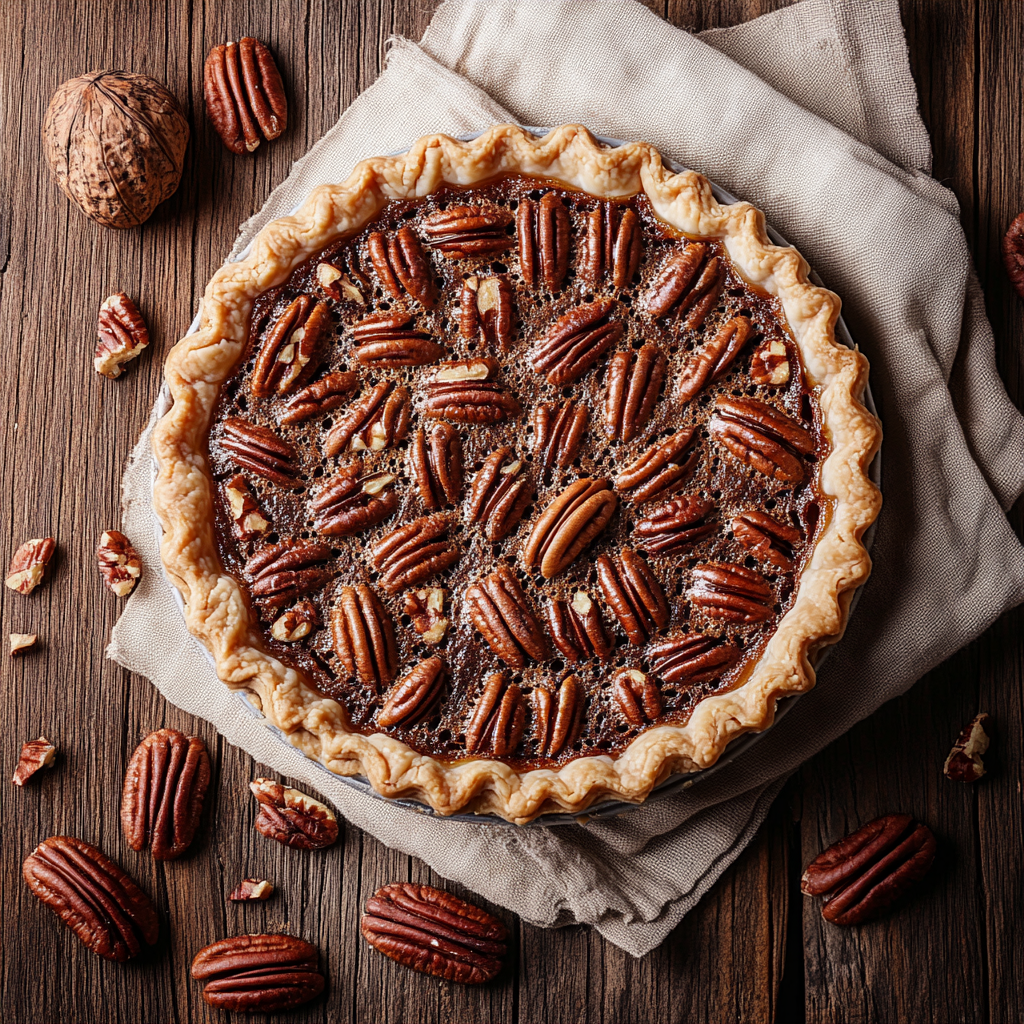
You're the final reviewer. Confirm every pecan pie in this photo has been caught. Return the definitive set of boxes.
[153,125,881,823]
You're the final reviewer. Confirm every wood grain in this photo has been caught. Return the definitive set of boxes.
[0,2,1021,1022]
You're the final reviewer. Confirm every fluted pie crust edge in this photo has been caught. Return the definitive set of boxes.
[153,124,882,824]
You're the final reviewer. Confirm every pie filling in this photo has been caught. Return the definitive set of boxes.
[208,174,828,772]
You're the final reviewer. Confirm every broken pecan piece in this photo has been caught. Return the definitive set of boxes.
[1002,211,1024,300]
[522,478,618,579]
[350,311,443,367]
[533,398,588,477]
[582,203,642,289]
[614,429,699,505]
[645,242,725,329]
[943,713,991,782]
[612,669,662,725]
[689,562,774,624]
[12,736,56,785]
[635,496,716,556]
[409,423,463,510]
[250,779,338,850]
[219,418,298,485]
[204,37,287,154]
[324,380,410,455]
[732,510,802,570]
[750,338,791,386]
[121,728,211,861]
[330,585,398,691]
[191,934,324,1011]
[23,836,158,961]
[252,295,330,397]
[465,672,527,756]
[677,316,752,402]
[533,675,584,756]
[244,540,332,611]
[465,563,549,668]
[223,474,270,542]
[367,226,437,308]
[97,530,142,596]
[466,447,532,542]
[546,590,611,663]
[801,814,937,926]
[460,275,514,350]
[378,656,446,728]
[271,600,319,642]
[403,588,449,645]
[372,515,460,594]
[531,298,624,386]
[361,882,507,984]
[6,537,56,595]
[315,261,368,304]
[310,461,398,536]
[597,548,669,644]
[422,204,513,257]
[10,633,38,656]
[518,192,570,292]
[710,396,814,484]
[422,358,519,424]
[280,370,358,426]
[604,343,667,441]
[95,292,149,378]
[649,633,740,687]
[229,878,274,901]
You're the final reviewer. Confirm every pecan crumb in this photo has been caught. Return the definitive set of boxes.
[943,712,991,782]
[403,588,449,644]
[97,530,142,596]
[228,877,274,901]
[5,538,56,595]
[10,633,38,656]
[12,737,56,785]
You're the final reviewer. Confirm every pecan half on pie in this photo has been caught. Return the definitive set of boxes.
[153,125,881,823]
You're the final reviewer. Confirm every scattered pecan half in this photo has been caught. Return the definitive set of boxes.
[533,398,588,477]
[219,418,298,485]
[378,655,446,728]
[582,203,642,289]
[522,478,618,579]
[645,242,725,328]
[546,590,612,663]
[315,261,368,304]
[330,585,398,691]
[422,204,513,258]
[250,779,339,850]
[465,563,549,668]
[310,461,398,536]
[204,37,287,154]
[689,562,774,624]
[229,878,274,901]
[750,338,791,386]
[121,728,211,861]
[648,633,740,687]
[324,380,410,455]
[350,311,443,368]
[23,835,158,961]
[710,396,814,484]
[372,515,460,594]
[604,343,667,441]
[531,299,624,386]
[460,275,514,350]
[191,934,324,1012]
[403,588,449,645]
[518,193,570,292]
[466,447,533,542]
[943,713,991,782]
[409,423,464,510]
[279,370,359,426]
[614,429,699,505]
[677,316,752,402]
[12,736,56,785]
[95,293,149,379]
[1002,211,1024,300]
[223,474,270,542]
[244,540,332,612]
[367,226,437,308]
[732,510,801,570]
[6,537,56,595]
[97,530,142,597]
[635,496,716,556]
[252,295,330,397]
[465,672,526,755]
[533,675,584,756]
[10,633,38,656]
[361,882,507,984]
[422,358,519,424]
[801,814,937,926]
[612,669,662,725]
[271,600,320,642]
[597,548,669,644]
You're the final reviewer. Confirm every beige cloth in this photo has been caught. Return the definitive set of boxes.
[109,0,1024,956]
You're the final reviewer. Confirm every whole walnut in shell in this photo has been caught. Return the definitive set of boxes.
[42,70,189,229]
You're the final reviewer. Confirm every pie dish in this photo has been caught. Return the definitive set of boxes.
[153,124,882,824]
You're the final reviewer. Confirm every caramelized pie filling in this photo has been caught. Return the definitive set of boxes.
[208,175,828,770]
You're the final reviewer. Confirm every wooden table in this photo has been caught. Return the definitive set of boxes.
[2,2,1020,1021]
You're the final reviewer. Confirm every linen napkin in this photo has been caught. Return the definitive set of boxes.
[109,0,1024,957]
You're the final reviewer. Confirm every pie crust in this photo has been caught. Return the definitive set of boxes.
[153,124,881,824]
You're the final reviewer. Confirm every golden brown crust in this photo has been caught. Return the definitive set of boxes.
[153,124,881,824]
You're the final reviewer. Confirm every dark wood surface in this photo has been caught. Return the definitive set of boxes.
[1,2,1020,1021]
